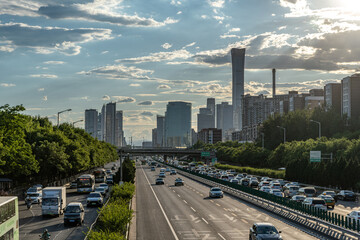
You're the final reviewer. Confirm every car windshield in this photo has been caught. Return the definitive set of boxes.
[95,188,104,191]
[257,226,278,234]
[100,184,107,187]
[211,188,221,191]
[65,206,81,213]
[344,191,354,194]
[156,178,163,181]
[313,199,325,204]
[28,193,39,197]
[42,198,58,206]
[27,188,38,192]
[304,189,315,193]
[88,193,101,198]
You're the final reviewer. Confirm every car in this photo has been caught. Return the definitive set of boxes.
[347,210,360,221]
[291,195,306,202]
[64,202,85,226]
[302,197,327,211]
[165,168,171,172]
[170,170,177,175]
[220,175,229,181]
[318,195,335,209]
[25,192,42,204]
[99,183,109,192]
[70,181,77,189]
[250,179,259,188]
[258,181,270,188]
[159,172,166,178]
[33,184,43,189]
[26,186,42,196]
[230,179,239,184]
[227,174,235,180]
[160,168,166,173]
[87,192,103,207]
[151,166,156,171]
[276,179,286,187]
[270,189,284,197]
[94,187,106,196]
[106,176,114,184]
[240,178,250,187]
[174,178,184,186]
[284,186,299,198]
[156,178,165,185]
[209,187,224,198]
[337,190,357,201]
[298,187,316,197]
[157,164,161,167]
[259,186,271,193]
[269,182,282,190]
[320,190,337,201]
[106,169,112,174]
[249,223,282,240]
[111,166,116,170]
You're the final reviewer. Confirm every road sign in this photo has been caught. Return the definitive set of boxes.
[310,151,321,162]
[201,151,210,157]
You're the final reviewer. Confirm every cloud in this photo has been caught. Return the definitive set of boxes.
[183,42,196,48]
[157,84,171,89]
[138,101,154,106]
[140,111,154,117]
[116,49,191,64]
[208,0,225,8]
[43,96,48,101]
[43,61,65,65]
[30,74,58,78]
[161,43,172,49]
[102,95,111,100]
[177,11,182,15]
[129,83,141,87]
[229,28,240,32]
[38,88,45,91]
[0,22,111,55]
[220,34,240,39]
[113,96,136,103]
[36,4,178,27]
[136,94,157,97]
[79,64,153,80]
[101,50,109,54]
[170,0,182,6]
[0,83,16,87]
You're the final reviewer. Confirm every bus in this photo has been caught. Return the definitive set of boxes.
[76,174,95,193]
[93,169,106,183]
[0,196,19,240]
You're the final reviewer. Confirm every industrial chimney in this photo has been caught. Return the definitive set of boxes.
[272,68,276,98]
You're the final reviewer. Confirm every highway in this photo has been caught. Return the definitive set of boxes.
[18,160,119,240]
[136,164,320,240]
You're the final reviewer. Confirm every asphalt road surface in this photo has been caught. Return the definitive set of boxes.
[19,160,119,240]
[136,164,320,240]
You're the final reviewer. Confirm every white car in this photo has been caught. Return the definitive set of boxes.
[25,192,42,204]
[269,182,282,190]
[86,192,103,207]
[99,183,109,192]
[209,187,224,198]
[95,187,106,196]
[230,179,239,184]
[270,189,284,197]
[302,197,327,211]
[259,186,271,193]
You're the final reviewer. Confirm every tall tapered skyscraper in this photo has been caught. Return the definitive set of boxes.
[231,48,245,130]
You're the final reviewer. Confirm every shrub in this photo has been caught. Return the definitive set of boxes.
[214,163,285,179]
[111,182,135,202]
[97,200,132,234]
[88,230,125,240]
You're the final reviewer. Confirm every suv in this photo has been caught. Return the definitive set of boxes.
[337,190,357,201]
[303,197,327,210]
[284,186,299,198]
[86,192,103,207]
[64,202,85,226]
[249,223,282,240]
[298,187,316,197]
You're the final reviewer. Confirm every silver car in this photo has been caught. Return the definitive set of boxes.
[64,202,85,226]
[209,187,223,198]
[86,192,103,207]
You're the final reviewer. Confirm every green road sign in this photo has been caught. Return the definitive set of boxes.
[201,151,210,157]
[310,151,321,162]
[211,158,217,164]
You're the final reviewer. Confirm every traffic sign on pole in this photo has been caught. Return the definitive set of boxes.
[201,151,210,157]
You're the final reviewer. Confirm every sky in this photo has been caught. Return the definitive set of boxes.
[1,0,360,145]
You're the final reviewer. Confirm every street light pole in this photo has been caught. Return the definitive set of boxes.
[57,108,72,127]
[310,119,321,139]
[277,126,286,143]
[72,119,84,127]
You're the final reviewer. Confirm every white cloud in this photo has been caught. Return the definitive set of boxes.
[117,49,192,64]
[170,0,182,6]
[201,15,208,19]
[43,61,65,65]
[220,34,240,39]
[79,64,153,80]
[136,94,157,97]
[0,83,16,87]
[113,96,136,103]
[38,88,45,91]
[161,43,172,49]
[208,0,225,8]
[177,11,182,15]
[157,84,171,89]
[129,83,141,87]
[102,95,111,100]
[101,50,109,54]
[183,42,196,49]
[229,28,240,32]
[30,74,58,78]
[43,95,48,101]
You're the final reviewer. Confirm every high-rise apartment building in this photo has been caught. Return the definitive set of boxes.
[231,48,246,130]
[105,102,116,145]
[198,128,222,144]
[152,128,157,147]
[216,102,233,139]
[197,108,213,132]
[115,111,124,147]
[85,109,98,139]
[100,104,106,141]
[242,94,273,128]
[165,101,192,147]
[156,115,165,147]
[341,74,360,119]
[324,83,341,114]
[207,98,215,128]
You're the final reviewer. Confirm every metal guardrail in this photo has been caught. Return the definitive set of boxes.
[162,162,360,240]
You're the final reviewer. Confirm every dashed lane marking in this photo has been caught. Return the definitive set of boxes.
[183,200,188,204]
[231,213,237,217]
[202,218,209,224]
[178,194,181,198]
[190,207,196,212]
[216,203,221,207]
[241,219,249,224]
[218,233,226,240]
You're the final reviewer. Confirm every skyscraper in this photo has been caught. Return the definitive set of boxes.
[165,101,192,147]
[197,108,213,132]
[216,102,233,139]
[115,110,124,147]
[100,104,106,141]
[156,115,165,147]
[85,109,98,139]
[207,98,215,128]
[105,102,116,145]
[324,83,341,114]
[231,48,245,130]
[341,74,360,119]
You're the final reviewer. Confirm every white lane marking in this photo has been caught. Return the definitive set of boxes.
[216,203,221,207]
[241,219,248,224]
[224,214,235,221]
[173,190,176,192]
[178,194,181,198]
[192,229,200,238]
[190,207,196,212]
[231,213,237,217]
[53,230,63,240]
[141,168,179,240]
[210,200,214,203]
[202,218,209,224]
[218,233,226,240]
[183,200,188,204]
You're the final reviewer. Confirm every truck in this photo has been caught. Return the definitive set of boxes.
[41,187,66,217]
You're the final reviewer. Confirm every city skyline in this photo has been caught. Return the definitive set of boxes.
[1,0,360,145]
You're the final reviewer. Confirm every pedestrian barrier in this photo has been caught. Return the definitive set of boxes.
[162,162,360,240]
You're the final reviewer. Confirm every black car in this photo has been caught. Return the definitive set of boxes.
[337,190,357,201]
[249,223,282,240]
[156,178,165,185]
